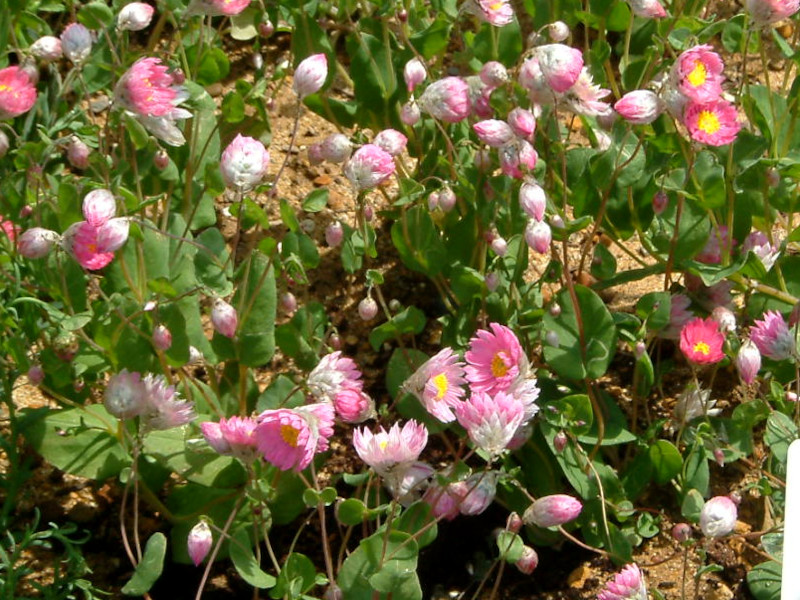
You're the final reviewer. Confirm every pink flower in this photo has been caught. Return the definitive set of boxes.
[403,58,426,92]
[598,564,648,600]
[499,139,537,178]
[525,220,551,254]
[535,44,584,93]
[67,137,90,169]
[563,68,612,117]
[684,99,740,146]
[674,45,725,103]
[423,481,461,521]
[699,496,738,537]
[115,57,185,118]
[519,180,546,221]
[515,546,539,575]
[455,391,524,458]
[679,317,725,365]
[352,420,428,477]
[751,310,795,360]
[695,225,733,264]
[661,294,693,339]
[96,217,130,252]
[736,339,761,384]
[403,348,468,423]
[104,370,147,419]
[455,471,499,515]
[418,77,471,123]
[17,227,59,259]
[308,351,365,403]
[746,0,800,27]
[187,0,251,16]
[117,3,156,31]
[187,521,212,567]
[373,129,408,156]
[0,66,37,120]
[256,403,335,471]
[627,0,667,17]
[220,134,270,191]
[519,57,556,106]
[82,189,116,227]
[293,53,328,99]
[742,231,780,270]
[344,144,395,190]
[467,0,515,26]
[141,373,196,431]
[474,119,515,147]
[614,90,663,124]
[332,387,375,424]
[153,324,172,351]
[465,323,526,395]
[523,494,583,528]
[211,298,238,338]
[480,61,509,87]
[507,107,536,140]
[66,221,115,270]
[201,416,259,462]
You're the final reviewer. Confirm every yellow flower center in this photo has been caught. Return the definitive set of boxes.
[379,439,388,450]
[491,353,509,378]
[280,424,299,447]
[432,373,449,399]
[693,341,710,355]
[697,110,721,134]
[489,1,503,9]
[687,61,707,87]
[0,84,8,92]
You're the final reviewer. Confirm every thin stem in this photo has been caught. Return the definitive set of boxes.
[194,494,245,600]
[271,99,303,195]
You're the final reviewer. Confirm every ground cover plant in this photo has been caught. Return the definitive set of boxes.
[1,0,800,597]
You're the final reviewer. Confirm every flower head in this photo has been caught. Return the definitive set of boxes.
[18,227,59,259]
[30,36,63,61]
[105,370,147,419]
[256,403,335,471]
[465,323,526,395]
[525,219,551,253]
[332,387,375,424]
[751,310,795,360]
[598,564,648,600]
[614,90,663,124]
[187,521,212,567]
[473,119,515,147]
[344,144,395,190]
[534,44,584,93]
[65,221,115,270]
[211,298,238,338]
[60,23,92,64]
[82,189,116,227]
[675,45,725,103]
[418,77,471,123]
[220,134,270,191]
[115,57,185,118]
[684,99,740,146]
[456,390,524,458]
[742,231,780,270]
[679,317,725,365]
[201,416,259,462]
[117,3,156,31]
[523,494,583,528]
[563,68,612,117]
[454,471,500,515]
[403,58,427,92]
[373,129,408,156]
[352,420,428,478]
[467,0,515,26]
[746,0,800,28]
[516,545,539,575]
[187,0,251,16]
[141,373,196,431]
[385,461,434,506]
[699,495,738,537]
[736,339,761,384]
[318,133,353,163]
[308,351,365,403]
[0,66,37,120]
[674,384,720,423]
[293,53,328,99]
[403,348,467,423]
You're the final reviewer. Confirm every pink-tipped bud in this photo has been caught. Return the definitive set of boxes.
[397,8,408,21]
[515,545,539,575]
[438,187,457,212]
[736,339,761,384]
[333,388,375,424]
[281,291,297,314]
[473,119,514,147]
[97,217,130,252]
[519,180,546,221]
[211,298,238,338]
[403,58,427,92]
[553,430,568,452]
[259,19,274,37]
[629,0,667,18]
[418,77,471,123]
[479,61,509,87]
[400,100,421,126]
[525,220,551,254]
[549,303,562,317]
[485,272,500,292]
[364,204,375,222]
[714,448,725,467]
[547,21,570,42]
[766,167,780,188]
[187,520,212,566]
[60,23,92,64]
[220,134,270,192]
[358,296,378,321]
[699,496,737,538]
[374,129,408,156]
[104,369,147,419]
[319,133,352,163]
[523,494,582,528]
[491,236,508,256]
[454,472,499,516]
[329,333,342,350]
[18,227,59,258]
[117,2,155,31]
[635,341,647,359]
[153,324,172,351]
[82,189,116,227]
[293,53,328,99]
[67,137,90,170]
[653,190,669,215]
[30,36,63,61]
[27,364,44,386]
[344,144,395,190]
[614,90,663,125]
[427,192,439,211]
[672,522,693,542]
[507,512,523,533]
[711,305,736,333]
[534,43,584,93]
[154,149,169,170]
[507,107,536,140]
[787,391,799,402]
[325,221,344,247]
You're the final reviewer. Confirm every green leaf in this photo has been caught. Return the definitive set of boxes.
[681,489,705,522]
[369,307,426,351]
[395,502,438,549]
[78,1,114,28]
[409,15,452,59]
[280,198,300,232]
[302,188,329,212]
[271,553,318,599]
[275,303,328,370]
[227,252,277,367]
[230,529,276,589]
[195,47,231,86]
[222,91,246,123]
[391,206,447,276]
[648,440,682,485]
[337,498,368,526]
[121,533,166,595]
[495,531,524,562]
[747,560,781,600]
[765,411,798,465]
[124,113,151,150]
[230,7,259,40]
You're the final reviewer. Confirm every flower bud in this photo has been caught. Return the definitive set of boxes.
[281,292,297,314]
[545,330,560,347]
[27,364,44,386]
[525,220,551,254]
[211,298,238,338]
[507,107,536,140]
[403,58,426,92]
[293,53,328,99]
[653,190,669,215]
[323,584,343,600]
[325,221,343,247]
[519,180,546,221]
[457,472,499,516]
[97,217,130,252]
[117,2,155,31]
[400,100,421,126]
[374,129,408,156]
[523,494,582,528]
[364,204,374,222]
[333,388,375,424]
[18,227,59,258]
[549,303,562,317]
[534,43,584,93]
[82,189,116,227]
[547,21,570,42]
[427,192,439,211]
[634,341,647,359]
[490,236,508,256]
[397,8,408,21]
[474,148,491,170]
[67,137,90,170]
[507,512,523,533]
[252,53,264,71]
[358,296,378,321]
[30,36,63,61]
[711,305,736,333]
[104,369,147,419]
[438,187,457,212]
[766,167,780,188]
[553,430,568,452]
[515,546,539,575]
[259,20,274,37]
[614,90,663,125]
[672,522,693,542]
[473,119,514,147]
[319,133,352,163]
[220,134,270,192]
[479,61,509,87]
[485,271,500,292]
[736,339,761,384]
[153,324,172,351]
[344,144,395,190]
[787,391,799,402]
[714,448,725,467]
[0,131,8,159]
[699,495,737,538]
[154,149,169,170]
[418,77,471,123]
[187,520,212,567]
[60,23,92,64]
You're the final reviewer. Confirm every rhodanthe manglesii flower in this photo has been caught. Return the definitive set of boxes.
[467,0,515,26]
[30,36,63,61]
[742,231,780,270]
[373,129,408,156]
[674,45,725,103]
[344,144,395,190]
[499,139,537,178]
[256,403,335,471]
[598,564,648,600]
[736,339,761,384]
[141,373,196,431]
[480,61,509,87]
[64,221,115,270]
[352,420,428,477]
[293,53,328,99]
[0,66,37,120]
[564,68,613,118]
[115,57,184,117]
[679,317,725,365]
[201,416,259,462]
[211,298,238,338]
[82,189,116,227]
[386,461,434,506]
[104,369,147,419]
[465,323,526,395]
[519,180,546,221]
[525,219,551,253]
[318,133,352,163]
[746,0,800,27]
[187,521,212,567]
[473,119,515,147]
[627,0,667,17]
[515,545,539,575]
[403,347,468,423]
[699,495,738,537]
[153,324,172,351]
[684,99,740,146]
[751,310,795,360]
[451,471,500,515]
[220,134,270,191]
[60,23,92,64]
[507,107,536,140]
[523,494,583,528]
[455,390,525,458]
[403,58,426,92]
[308,351,364,402]
[614,90,663,124]
[418,77,471,123]
[117,2,156,31]
[674,385,720,423]
[534,44,584,93]
[17,227,59,259]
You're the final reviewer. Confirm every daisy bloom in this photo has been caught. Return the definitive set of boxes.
[256,403,335,471]
[200,416,259,463]
[0,66,37,120]
[141,373,196,431]
[307,351,365,404]
[115,57,185,117]
[674,45,725,103]
[597,564,648,600]
[746,0,800,27]
[455,390,525,458]
[684,99,740,146]
[751,310,795,360]
[680,317,725,365]
[352,420,428,478]
[563,67,612,117]
[64,221,115,270]
[465,323,526,395]
[403,348,467,423]
[469,0,515,26]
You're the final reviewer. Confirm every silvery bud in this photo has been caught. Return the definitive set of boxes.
[60,23,92,64]
[117,3,156,31]
[18,227,59,259]
[153,324,172,351]
[358,296,378,321]
[211,298,238,338]
[187,520,213,567]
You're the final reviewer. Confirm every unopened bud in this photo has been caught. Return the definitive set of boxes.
[171,68,186,85]
[281,292,297,314]
[515,545,539,575]
[154,149,169,170]
[671,522,693,543]
[474,148,491,170]
[787,391,798,402]
[325,221,343,247]
[358,296,378,321]
[438,187,457,212]
[427,192,439,211]
[252,52,264,70]
[363,204,374,222]
[699,495,737,538]
[736,339,761,385]
[713,448,725,467]
[485,272,500,292]
[117,2,155,31]
[397,8,408,22]
[506,512,523,533]
[82,189,116,227]
[27,364,44,386]
[30,35,63,61]
[525,220,551,254]
[766,167,780,188]
[67,137,90,170]
[491,236,508,256]
[553,430,568,452]
[211,298,238,338]
[388,299,402,313]
[319,133,352,163]
[259,20,274,37]
[711,305,736,332]
[523,494,583,528]
[187,520,213,567]
[73,377,85,392]
[0,131,9,158]
[400,101,421,126]
[60,23,92,64]
[329,333,342,350]
[18,227,59,258]
[293,53,328,99]
[545,330,559,347]
[635,341,647,359]
[153,324,172,351]
[653,190,669,215]
[547,21,570,42]
[549,303,561,317]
